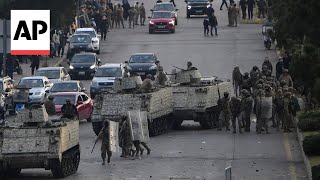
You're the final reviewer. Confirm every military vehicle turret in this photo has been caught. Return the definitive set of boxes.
[0,104,80,178]
[171,68,232,129]
[91,75,173,136]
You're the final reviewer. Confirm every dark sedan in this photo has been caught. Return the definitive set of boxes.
[67,34,94,59]
[127,53,159,79]
[68,53,101,79]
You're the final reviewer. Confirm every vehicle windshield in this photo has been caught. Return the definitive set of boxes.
[154,4,175,11]
[152,12,172,18]
[129,55,154,63]
[95,67,122,77]
[70,35,91,43]
[19,79,44,88]
[75,31,96,38]
[71,54,95,63]
[51,83,78,92]
[35,70,60,79]
[52,95,76,105]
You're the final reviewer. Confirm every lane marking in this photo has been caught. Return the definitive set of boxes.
[283,132,298,180]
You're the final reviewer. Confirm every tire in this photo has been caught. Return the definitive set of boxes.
[149,29,153,34]
[171,29,175,33]
[92,121,103,136]
[97,50,100,54]
[7,168,21,176]
[175,18,178,25]
[187,12,190,18]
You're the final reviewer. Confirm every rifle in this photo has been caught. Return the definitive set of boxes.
[173,66,186,71]
[91,140,98,153]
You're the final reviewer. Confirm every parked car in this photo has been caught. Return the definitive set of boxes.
[74,28,100,54]
[185,0,210,18]
[90,63,124,98]
[127,53,159,79]
[149,11,176,34]
[34,67,71,84]
[151,2,178,25]
[51,92,93,122]
[68,52,101,79]
[48,81,86,93]
[18,76,53,104]
[67,34,94,59]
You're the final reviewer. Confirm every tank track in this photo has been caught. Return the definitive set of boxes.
[149,115,174,137]
[0,167,21,177]
[50,145,80,178]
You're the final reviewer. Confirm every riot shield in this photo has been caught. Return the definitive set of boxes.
[108,121,119,152]
[261,97,273,119]
[127,110,150,142]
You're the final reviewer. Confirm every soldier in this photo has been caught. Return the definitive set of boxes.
[155,66,168,86]
[95,121,112,165]
[217,92,231,131]
[61,98,78,119]
[140,74,153,92]
[186,61,193,70]
[105,6,113,29]
[256,90,270,134]
[128,7,137,28]
[134,2,140,25]
[279,69,293,87]
[283,92,293,132]
[241,89,253,132]
[261,65,269,77]
[262,57,272,74]
[250,66,261,89]
[116,3,125,28]
[120,116,134,157]
[229,96,242,133]
[241,72,251,94]
[232,66,242,97]
[112,4,117,28]
[274,89,284,130]
[139,3,146,25]
[44,95,56,116]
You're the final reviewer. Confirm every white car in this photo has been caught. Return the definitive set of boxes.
[90,63,124,98]
[34,67,71,84]
[74,28,100,54]
[18,76,53,104]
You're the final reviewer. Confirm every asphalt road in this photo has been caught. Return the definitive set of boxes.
[9,0,308,179]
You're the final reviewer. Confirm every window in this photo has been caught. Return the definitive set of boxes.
[77,95,83,102]
[19,79,44,88]
[81,94,88,101]
[35,70,60,79]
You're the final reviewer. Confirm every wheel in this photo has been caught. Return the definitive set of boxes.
[187,12,190,18]
[97,50,100,54]
[92,121,103,136]
[171,29,175,33]
[175,18,178,25]
[149,29,153,34]
[199,112,214,129]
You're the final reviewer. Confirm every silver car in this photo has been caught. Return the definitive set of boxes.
[34,67,71,84]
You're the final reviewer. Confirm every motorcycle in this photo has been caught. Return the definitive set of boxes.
[262,22,273,50]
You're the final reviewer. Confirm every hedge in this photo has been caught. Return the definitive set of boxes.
[312,165,320,180]
[299,111,320,120]
[298,118,320,132]
[303,134,320,156]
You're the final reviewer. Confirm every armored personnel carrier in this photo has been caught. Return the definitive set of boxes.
[171,68,232,129]
[0,105,80,178]
[92,75,173,136]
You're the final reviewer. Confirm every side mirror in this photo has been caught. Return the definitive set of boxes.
[77,101,83,105]
[81,88,86,92]
[5,88,10,92]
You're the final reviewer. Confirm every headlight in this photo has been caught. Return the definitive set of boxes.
[187,5,191,9]
[69,65,74,69]
[207,4,210,8]
[90,64,95,69]
[91,81,98,85]
[149,21,154,25]
[169,20,175,24]
[149,65,157,70]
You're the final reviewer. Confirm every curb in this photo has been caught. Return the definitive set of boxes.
[296,123,313,180]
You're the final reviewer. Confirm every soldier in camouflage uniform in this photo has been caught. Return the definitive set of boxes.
[283,92,293,132]
[250,66,261,89]
[256,90,270,134]
[232,66,243,97]
[217,92,231,131]
[140,74,153,92]
[240,72,251,94]
[128,7,137,28]
[139,3,146,25]
[61,98,78,119]
[229,96,242,133]
[44,95,56,116]
[279,69,293,87]
[241,89,253,132]
[134,2,140,25]
[155,66,168,86]
[261,65,269,77]
[95,121,112,165]
[274,89,284,131]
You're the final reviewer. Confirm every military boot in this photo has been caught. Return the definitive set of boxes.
[140,148,144,155]
[102,158,106,165]
[107,156,111,163]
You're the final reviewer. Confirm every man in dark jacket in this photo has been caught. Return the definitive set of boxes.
[206,4,214,16]
[247,0,255,20]
[220,0,228,10]
[30,55,40,75]
[239,0,247,19]
[276,58,284,80]
[58,31,67,57]
[100,15,108,40]
[257,0,266,18]
[262,57,273,74]
[61,98,78,119]
[208,13,218,36]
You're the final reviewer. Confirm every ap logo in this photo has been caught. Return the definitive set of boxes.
[11,10,50,55]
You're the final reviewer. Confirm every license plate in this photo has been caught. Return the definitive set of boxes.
[158,25,165,28]
[196,10,202,13]
[79,71,85,75]
[137,72,145,75]
[101,88,110,91]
